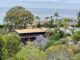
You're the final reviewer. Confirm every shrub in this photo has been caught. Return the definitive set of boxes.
[46,45,71,60]
[68,45,80,55]
[59,38,69,44]
[72,31,80,44]
[0,35,7,60]
[72,53,80,60]
[3,33,21,58]
[12,45,46,60]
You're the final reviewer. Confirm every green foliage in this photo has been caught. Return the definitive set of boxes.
[48,20,54,28]
[54,12,59,16]
[0,25,4,28]
[1,7,80,60]
[76,23,80,27]
[46,45,71,60]
[0,30,80,60]
[45,29,64,48]
[59,30,64,37]
[12,45,46,60]
[72,53,80,60]
[35,16,40,20]
[54,12,59,18]
[50,30,61,40]
[67,45,80,60]
[50,33,61,41]
[47,37,69,47]
[37,22,42,28]
[0,35,7,60]
[71,45,80,54]
[42,22,49,28]
[0,33,21,59]
[61,18,69,28]
[45,17,49,19]
[0,28,7,34]
[4,6,34,31]
[59,38,69,44]
[72,31,80,44]
[2,33,21,58]
[77,11,80,27]
[42,20,58,28]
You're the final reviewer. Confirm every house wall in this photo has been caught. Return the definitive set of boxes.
[19,32,45,44]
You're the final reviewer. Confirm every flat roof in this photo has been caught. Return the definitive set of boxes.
[15,28,47,34]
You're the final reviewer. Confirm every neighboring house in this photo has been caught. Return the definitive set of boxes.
[61,18,78,25]
[38,19,49,25]
[33,19,78,26]
[15,28,47,44]
[33,19,49,25]
[68,20,78,25]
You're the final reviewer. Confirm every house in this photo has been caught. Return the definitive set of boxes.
[33,19,49,26]
[15,28,47,44]
[68,20,78,25]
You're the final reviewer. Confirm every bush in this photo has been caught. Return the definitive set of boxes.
[68,45,80,55]
[46,45,72,60]
[12,45,46,60]
[0,35,7,60]
[72,46,80,54]
[59,38,69,44]
[72,53,80,60]
[76,23,80,27]
[72,31,80,44]
[3,33,21,58]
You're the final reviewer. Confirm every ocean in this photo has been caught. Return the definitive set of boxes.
[28,8,78,19]
[0,7,79,24]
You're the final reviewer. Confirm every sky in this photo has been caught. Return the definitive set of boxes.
[0,0,80,24]
[1,0,80,9]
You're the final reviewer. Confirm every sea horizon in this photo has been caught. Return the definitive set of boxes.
[0,7,79,24]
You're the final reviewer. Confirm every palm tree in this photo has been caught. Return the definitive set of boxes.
[50,16,53,20]
[53,12,60,23]
[77,11,80,27]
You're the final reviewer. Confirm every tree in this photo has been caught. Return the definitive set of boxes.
[4,6,34,31]
[45,29,63,48]
[72,31,80,44]
[0,25,4,28]
[50,16,53,20]
[46,45,71,60]
[48,20,54,28]
[42,22,49,28]
[12,44,46,60]
[77,11,80,23]
[3,33,21,58]
[72,53,80,60]
[37,22,42,28]
[45,17,49,20]
[54,12,59,17]
[61,18,69,38]
[77,11,80,27]
[0,35,7,60]
[35,16,40,20]
[53,12,60,23]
